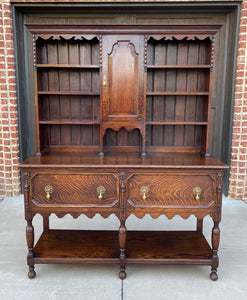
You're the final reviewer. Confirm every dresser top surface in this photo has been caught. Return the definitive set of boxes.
[20,152,228,170]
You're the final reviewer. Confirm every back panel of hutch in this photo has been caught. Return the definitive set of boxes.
[20,23,228,280]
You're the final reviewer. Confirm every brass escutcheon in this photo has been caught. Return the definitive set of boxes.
[44,185,53,200]
[140,186,148,201]
[97,185,106,200]
[193,187,202,201]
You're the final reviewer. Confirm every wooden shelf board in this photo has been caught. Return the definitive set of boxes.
[38,91,100,96]
[146,121,208,125]
[37,64,100,69]
[33,230,212,264]
[147,65,210,69]
[146,92,209,96]
[39,120,100,125]
[21,151,228,169]
[126,231,212,262]
[145,146,201,153]
[34,230,119,262]
[42,146,100,152]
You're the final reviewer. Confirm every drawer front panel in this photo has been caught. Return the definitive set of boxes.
[127,174,215,208]
[31,173,118,206]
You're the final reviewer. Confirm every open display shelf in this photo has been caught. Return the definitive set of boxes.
[34,230,212,264]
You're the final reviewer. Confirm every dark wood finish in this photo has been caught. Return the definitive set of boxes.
[30,24,218,156]
[146,37,212,155]
[35,36,100,154]
[20,22,228,281]
[21,152,227,279]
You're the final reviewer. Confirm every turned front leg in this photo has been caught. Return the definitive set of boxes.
[26,220,36,279]
[210,221,220,281]
[119,220,127,280]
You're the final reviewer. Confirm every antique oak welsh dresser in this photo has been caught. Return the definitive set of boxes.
[20,23,228,280]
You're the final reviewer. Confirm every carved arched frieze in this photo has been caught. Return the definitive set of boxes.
[33,211,118,219]
[126,211,215,220]
[104,125,142,133]
[147,34,212,41]
[108,41,139,57]
[35,34,98,41]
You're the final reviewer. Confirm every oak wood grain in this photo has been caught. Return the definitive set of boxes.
[20,152,228,169]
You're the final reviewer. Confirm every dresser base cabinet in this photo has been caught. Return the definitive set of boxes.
[20,152,227,280]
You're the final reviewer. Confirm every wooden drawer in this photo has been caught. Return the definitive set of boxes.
[31,173,118,207]
[127,173,216,208]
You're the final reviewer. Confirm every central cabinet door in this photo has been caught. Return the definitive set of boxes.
[102,35,145,124]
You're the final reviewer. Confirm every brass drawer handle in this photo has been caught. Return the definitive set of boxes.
[97,185,106,200]
[44,185,53,200]
[193,187,202,201]
[140,186,148,201]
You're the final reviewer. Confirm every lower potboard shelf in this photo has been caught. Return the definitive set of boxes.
[33,230,212,265]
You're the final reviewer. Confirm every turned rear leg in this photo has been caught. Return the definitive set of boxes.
[26,219,36,279]
[210,221,220,281]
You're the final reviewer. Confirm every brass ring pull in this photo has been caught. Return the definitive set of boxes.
[193,187,202,201]
[140,186,148,201]
[44,185,53,200]
[97,186,106,200]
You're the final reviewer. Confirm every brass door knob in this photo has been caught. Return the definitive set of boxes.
[140,186,148,201]
[97,185,106,200]
[193,187,202,201]
[44,185,53,200]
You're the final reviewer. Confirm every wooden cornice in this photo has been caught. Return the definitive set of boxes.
[26,24,222,41]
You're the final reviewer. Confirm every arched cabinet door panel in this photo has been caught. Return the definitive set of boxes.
[102,35,145,125]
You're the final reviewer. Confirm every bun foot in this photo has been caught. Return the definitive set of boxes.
[28,268,36,279]
[119,270,127,280]
[210,271,218,281]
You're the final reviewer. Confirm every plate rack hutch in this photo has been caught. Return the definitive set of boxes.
[20,24,228,280]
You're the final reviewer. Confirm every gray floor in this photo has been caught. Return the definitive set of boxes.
[0,196,247,300]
